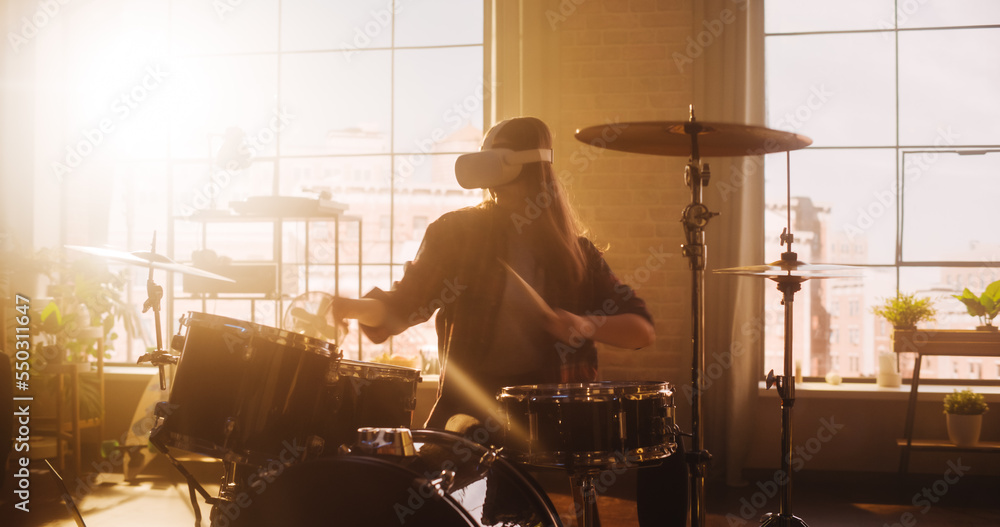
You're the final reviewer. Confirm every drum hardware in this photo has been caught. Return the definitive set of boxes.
[355,426,417,456]
[575,107,812,527]
[715,152,860,527]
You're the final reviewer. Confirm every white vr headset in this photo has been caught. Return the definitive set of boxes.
[454,119,553,189]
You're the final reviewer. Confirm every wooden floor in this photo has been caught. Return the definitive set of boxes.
[2,455,998,527]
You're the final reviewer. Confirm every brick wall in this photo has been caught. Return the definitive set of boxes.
[523,0,695,387]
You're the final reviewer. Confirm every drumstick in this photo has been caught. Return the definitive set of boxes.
[498,258,558,320]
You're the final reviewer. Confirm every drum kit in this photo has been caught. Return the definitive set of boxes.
[64,107,847,527]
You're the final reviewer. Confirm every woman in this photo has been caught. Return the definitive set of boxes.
[330,117,687,527]
[330,116,655,431]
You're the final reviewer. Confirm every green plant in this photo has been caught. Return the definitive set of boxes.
[952,279,1000,328]
[870,292,937,329]
[943,389,989,416]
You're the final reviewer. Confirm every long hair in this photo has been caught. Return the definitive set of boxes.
[482,117,587,302]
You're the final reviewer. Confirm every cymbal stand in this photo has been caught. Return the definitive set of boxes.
[136,232,177,390]
[759,234,809,527]
[679,107,718,527]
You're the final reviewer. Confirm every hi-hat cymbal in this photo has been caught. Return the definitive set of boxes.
[714,259,861,280]
[65,245,236,283]
[575,121,812,157]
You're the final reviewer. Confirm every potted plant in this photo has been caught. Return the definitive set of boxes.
[943,389,989,447]
[952,279,1000,331]
[871,292,937,330]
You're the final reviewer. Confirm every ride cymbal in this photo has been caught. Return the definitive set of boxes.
[575,121,812,157]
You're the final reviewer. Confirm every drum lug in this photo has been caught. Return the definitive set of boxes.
[429,469,456,494]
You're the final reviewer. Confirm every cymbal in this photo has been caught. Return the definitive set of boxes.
[65,245,236,283]
[574,121,812,157]
[714,259,861,280]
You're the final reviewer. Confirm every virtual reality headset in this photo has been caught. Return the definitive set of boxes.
[454,118,553,189]
[454,147,553,189]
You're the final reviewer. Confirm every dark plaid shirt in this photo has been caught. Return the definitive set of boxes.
[360,203,651,428]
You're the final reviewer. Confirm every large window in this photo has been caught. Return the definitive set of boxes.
[59,1,488,365]
[763,1,1000,381]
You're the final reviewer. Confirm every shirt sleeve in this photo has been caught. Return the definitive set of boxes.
[359,212,465,343]
[581,239,653,325]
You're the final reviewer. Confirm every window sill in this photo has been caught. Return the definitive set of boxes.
[757,380,1000,401]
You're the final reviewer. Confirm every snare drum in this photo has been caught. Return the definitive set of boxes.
[231,429,562,527]
[497,381,676,468]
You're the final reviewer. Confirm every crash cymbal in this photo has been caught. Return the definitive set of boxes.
[574,121,812,157]
[65,245,236,283]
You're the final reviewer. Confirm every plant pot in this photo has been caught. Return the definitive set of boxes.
[946,413,983,447]
[975,325,998,332]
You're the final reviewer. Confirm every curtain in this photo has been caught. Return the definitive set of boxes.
[693,0,766,487]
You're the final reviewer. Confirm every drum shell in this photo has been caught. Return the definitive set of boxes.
[227,429,563,527]
[498,381,676,468]
[151,312,420,464]
[151,312,340,462]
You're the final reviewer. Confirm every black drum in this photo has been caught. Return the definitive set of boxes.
[228,429,563,527]
[150,312,420,464]
[497,381,677,468]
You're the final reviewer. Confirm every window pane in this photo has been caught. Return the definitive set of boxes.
[765,149,897,265]
[395,0,483,47]
[281,0,394,52]
[766,33,896,147]
[393,47,485,153]
[171,0,279,55]
[901,151,1000,262]
[763,267,897,378]
[169,56,279,159]
[897,0,1000,29]
[899,29,1000,146]
[765,0,895,33]
[393,153,482,263]
[280,51,392,156]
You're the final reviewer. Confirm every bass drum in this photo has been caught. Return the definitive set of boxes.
[235,429,563,527]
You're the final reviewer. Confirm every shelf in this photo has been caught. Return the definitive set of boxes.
[896,439,1000,453]
[893,329,1000,356]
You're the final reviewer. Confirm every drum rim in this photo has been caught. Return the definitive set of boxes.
[338,358,422,379]
[183,310,339,357]
[498,380,672,399]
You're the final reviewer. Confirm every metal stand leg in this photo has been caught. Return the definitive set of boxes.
[570,471,601,527]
